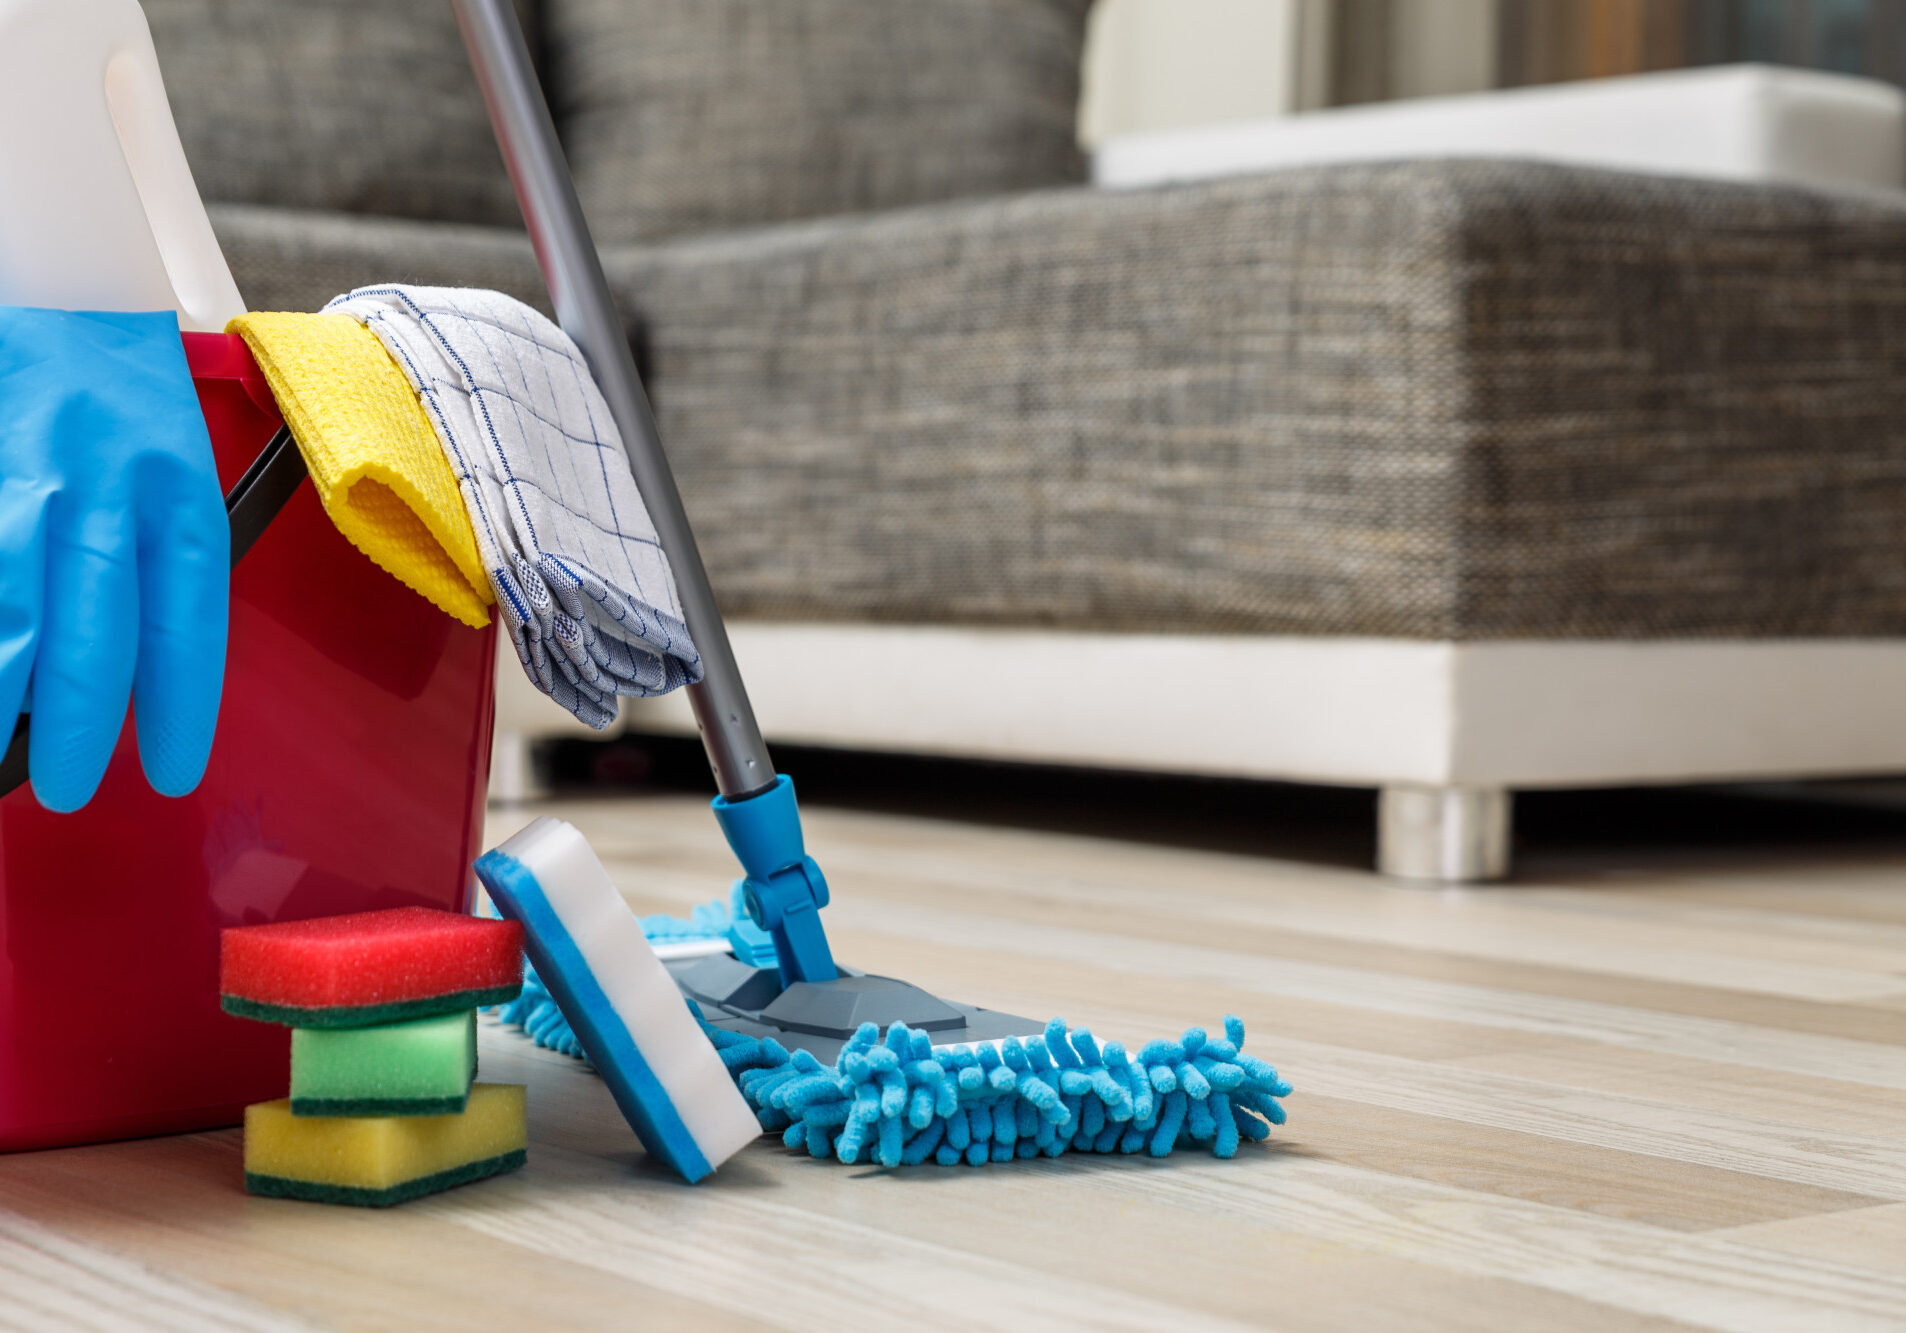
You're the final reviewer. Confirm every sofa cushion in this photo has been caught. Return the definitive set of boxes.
[546,0,1092,244]
[145,0,533,227]
[602,161,1906,639]
[208,205,547,316]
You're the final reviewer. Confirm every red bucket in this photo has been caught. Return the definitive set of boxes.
[0,331,497,1151]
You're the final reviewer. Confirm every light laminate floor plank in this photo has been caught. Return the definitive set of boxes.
[1710,1204,1906,1271]
[0,1205,313,1333]
[1449,1044,1906,1142]
[790,850,1906,1046]
[821,898,1906,1089]
[2,786,1902,1331]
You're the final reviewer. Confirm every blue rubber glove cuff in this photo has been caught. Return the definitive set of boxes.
[0,307,228,812]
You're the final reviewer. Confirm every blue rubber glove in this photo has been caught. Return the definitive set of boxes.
[0,307,228,812]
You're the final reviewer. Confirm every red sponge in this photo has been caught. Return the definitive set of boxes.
[221,907,523,1028]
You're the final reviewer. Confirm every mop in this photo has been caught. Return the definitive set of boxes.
[445,0,1294,1167]
[477,825,1287,1169]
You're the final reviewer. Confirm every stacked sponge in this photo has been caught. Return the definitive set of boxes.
[221,907,529,1207]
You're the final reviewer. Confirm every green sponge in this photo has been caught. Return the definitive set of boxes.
[290,1010,477,1117]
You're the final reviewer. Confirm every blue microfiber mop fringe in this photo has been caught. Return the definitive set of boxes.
[708,1014,1291,1167]
[492,898,1292,1167]
[638,896,737,944]
[494,962,585,1059]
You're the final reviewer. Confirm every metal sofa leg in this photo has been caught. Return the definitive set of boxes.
[1378,785,1512,882]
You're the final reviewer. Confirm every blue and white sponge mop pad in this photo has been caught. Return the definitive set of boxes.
[327,285,701,727]
[475,817,760,1182]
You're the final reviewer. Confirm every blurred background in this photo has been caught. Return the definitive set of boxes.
[1085,0,1906,141]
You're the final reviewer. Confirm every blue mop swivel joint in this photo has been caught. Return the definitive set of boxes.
[711,775,838,987]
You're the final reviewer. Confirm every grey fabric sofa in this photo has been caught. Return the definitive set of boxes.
[144,0,1906,878]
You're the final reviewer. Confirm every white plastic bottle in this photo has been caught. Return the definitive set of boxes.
[0,0,243,330]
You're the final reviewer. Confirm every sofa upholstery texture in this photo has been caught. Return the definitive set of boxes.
[547,0,1093,243]
[143,0,537,227]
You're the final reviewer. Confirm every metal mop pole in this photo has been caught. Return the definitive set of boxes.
[450,0,774,803]
[453,0,841,985]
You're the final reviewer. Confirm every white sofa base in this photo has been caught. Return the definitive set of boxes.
[609,629,1906,884]
[496,624,1906,878]
[617,625,1906,789]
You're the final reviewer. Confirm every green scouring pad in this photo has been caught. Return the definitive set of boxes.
[290,1010,478,1117]
[245,1150,528,1208]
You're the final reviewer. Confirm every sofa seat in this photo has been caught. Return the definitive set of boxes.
[217,159,1906,641]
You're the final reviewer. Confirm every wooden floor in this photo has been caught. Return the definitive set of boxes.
[3,778,1905,1331]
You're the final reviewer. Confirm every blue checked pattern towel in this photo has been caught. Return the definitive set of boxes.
[327,285,701,726]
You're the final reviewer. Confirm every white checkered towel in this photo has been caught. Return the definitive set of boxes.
[327,285,701,727]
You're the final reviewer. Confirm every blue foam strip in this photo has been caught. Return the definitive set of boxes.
[474,848,715,1183]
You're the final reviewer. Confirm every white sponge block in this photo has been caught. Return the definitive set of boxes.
[475,817,760,1181]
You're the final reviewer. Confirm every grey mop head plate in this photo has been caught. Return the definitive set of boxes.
[668,953,1043,1064]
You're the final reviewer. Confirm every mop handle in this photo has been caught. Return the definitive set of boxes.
[451,0,777,801]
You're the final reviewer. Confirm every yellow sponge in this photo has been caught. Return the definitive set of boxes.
[230,311,493,628]
[244,1082,526,1207]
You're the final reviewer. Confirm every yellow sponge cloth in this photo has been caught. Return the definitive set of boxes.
[244,1083,527,1207]
[230,311,492,628]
